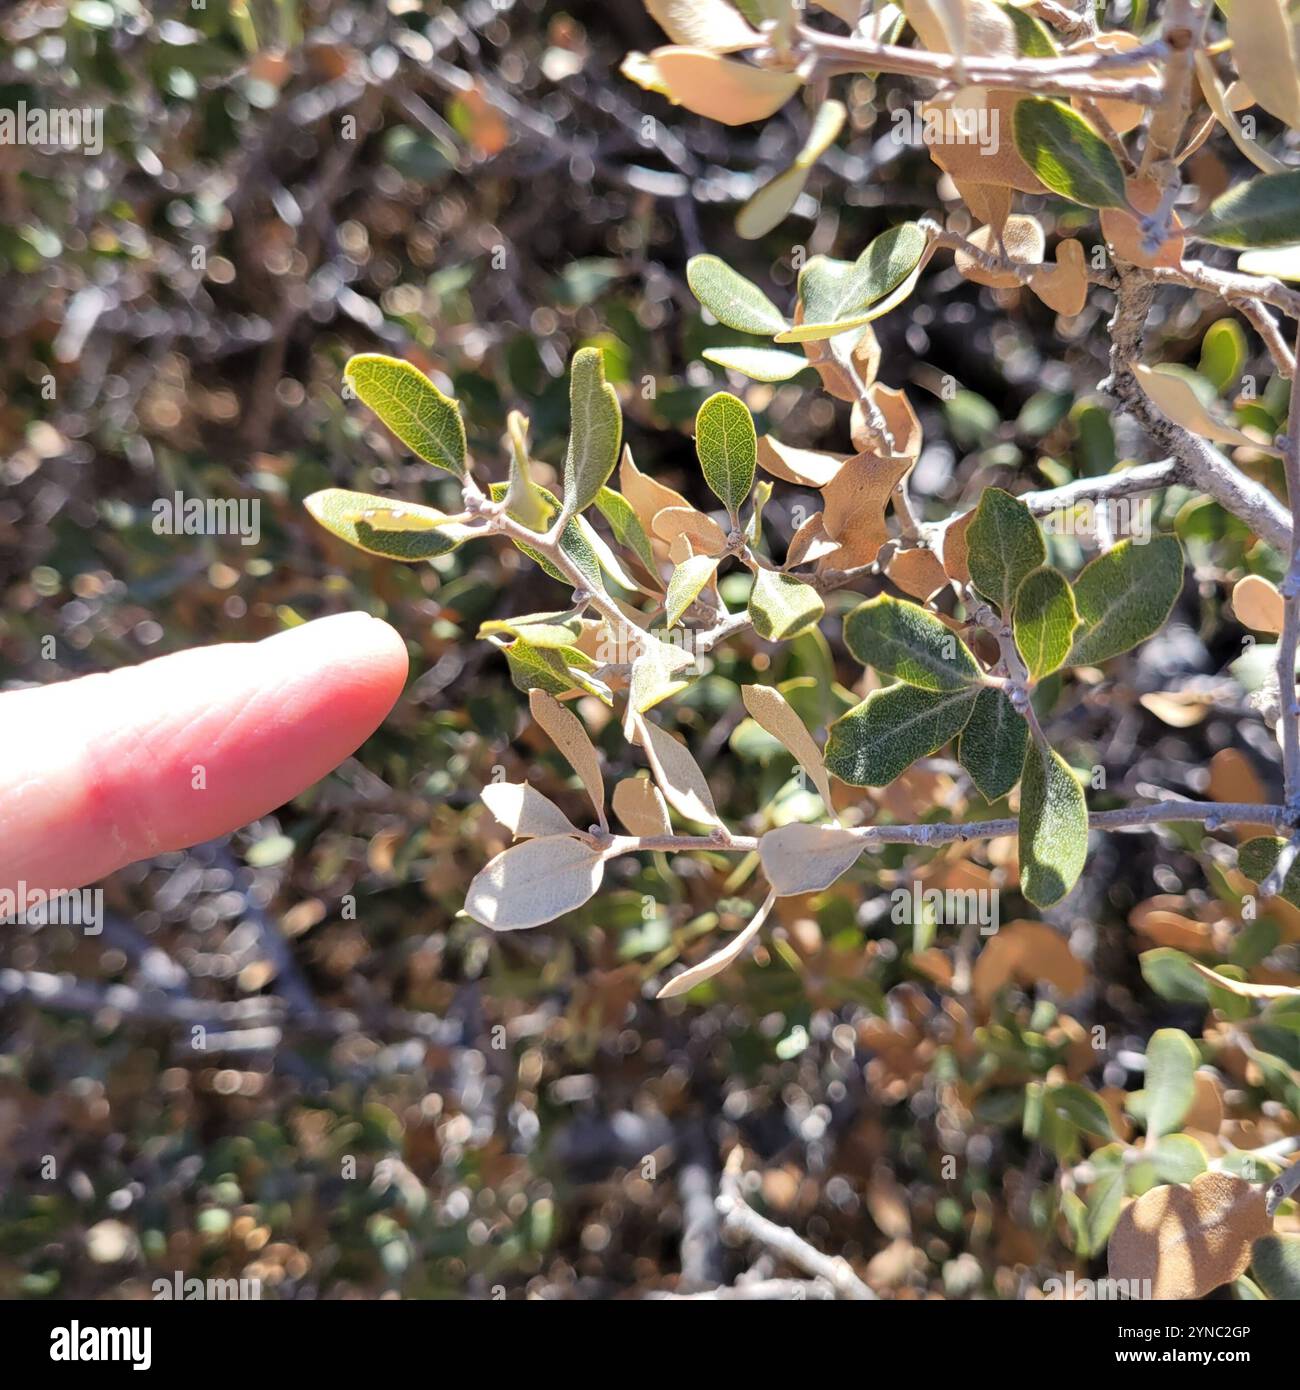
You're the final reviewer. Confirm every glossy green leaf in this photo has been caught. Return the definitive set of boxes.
[1001,2,1058,55]
[775,222,927,342]
[748,569,825,641]
[968,487,1045,617]
[1019,740,1088,907]
[345,353,466,476]
[842,594,980,690]
[1145,1028,1199,1138]
[562,346,622,518]
[1195,172,1300,248]
[1251,1235,1300,1299]
[1067,535,1183,666]
[686,254,788,335]
[696,390,757,515]
[1013,566,1078,679]
[304,489,467,562]
[665,553,722,626]
[504,639,607,704]
[957,687,1028,802]
[1012,98,1127,209]
[824,684,978,787]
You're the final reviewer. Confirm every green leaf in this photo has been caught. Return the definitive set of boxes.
[735,99,845,241]
[1251,1235,1300,1299]
[1144,1028,1199,1138]
[1238,836,1300,909]
[1067,535,1183,666]
[595,487,658,577]
[1047,1083,1115,1140]
[488,482,605,592]
[665,553,722,626]
[957,687,1028,801]
[1199,318,1248,394]
[1019,740,1088,907]
[1013,566,1078,679]
[748,570,825,641]
[1083,1163,1127,1256]
[1000,2,1058,55]
[1194,172,1300,248]
[842,594,980,690]
[702,344,811,381]
[747,479,772,547]
[775,223,927,342]
[1011,98,1127,209]
[562,346,622,518]
[695,390,757,515]
[504,639,608,703]
[824,684,978,787]
[967,488,1046,617]
[304,489,466,562]
[503,410,554,533]
[479,611,583,648]
[686,255,788,335]
[345,354,466,476]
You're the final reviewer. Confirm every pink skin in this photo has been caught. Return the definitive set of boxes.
[0,612,409,894]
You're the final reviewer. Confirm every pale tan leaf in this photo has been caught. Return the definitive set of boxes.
[613,775,673,836]
[820,451,912,568]
[620,444,691,539]
[1133,364,1278,454]
[756,436,849,488]
[465,835,606,930]
[850,383,923,458]
[1193,50,1288,175]
[638,715,723,827]
[1029,238,1088,316]
[1138,690,1213,727]
[652,505,729,555]
[785,511,842,569]
[1233,573,1285,634]
[1067,32,1159,135]
[646,47,801,126]
[742,684,836,816]
[954,215,1045,289]
[646,0,760,52]
[759,824,865,896]
[1187,961,1300,1000]
[888,547,950,601]
[529,688,608,829]
[1107,1172,1272,1300]
[481,782,583,839]
[657,892,776,998]
[1101,177,1185,271]
[1227,0,1300,128]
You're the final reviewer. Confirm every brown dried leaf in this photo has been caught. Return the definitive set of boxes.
[529,689,607,829]
[612,775,673,837]
[1107,1172,1272,1300]
[1232,573,1285,634]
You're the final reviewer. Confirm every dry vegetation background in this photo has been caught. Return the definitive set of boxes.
[1,0,1298,1300]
